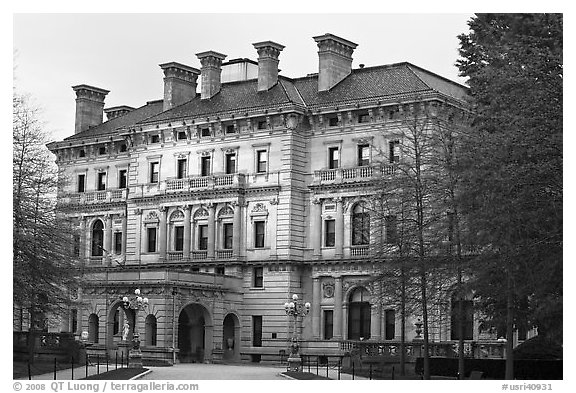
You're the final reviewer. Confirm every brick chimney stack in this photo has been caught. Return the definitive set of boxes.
[313,33,358,92]
[104,105,134,121]
[160,62,200,110]
[196,51,227,100]
[72,84,109,134]
[252,41,285,91]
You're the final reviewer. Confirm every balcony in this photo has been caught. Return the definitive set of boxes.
[64,188,127,205]
[165,173,245,193]
[313,164,395,186]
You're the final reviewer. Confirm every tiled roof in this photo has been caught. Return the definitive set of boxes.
[62,62,467,141]
[141,78,303,124]
[64,100,164,141]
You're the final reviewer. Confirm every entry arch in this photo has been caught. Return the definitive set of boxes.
[177,302,213,363]
[222,311,241,362]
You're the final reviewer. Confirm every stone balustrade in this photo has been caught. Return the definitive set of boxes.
[313,164,395,185]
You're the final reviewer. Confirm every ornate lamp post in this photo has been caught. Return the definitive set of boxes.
[121,288,149,368]
[284,294,311,372]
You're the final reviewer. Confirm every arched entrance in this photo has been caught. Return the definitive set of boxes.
[222,313,240,362]
[107,302,134,350]
[347,287,371,340]
[178,303,212,363]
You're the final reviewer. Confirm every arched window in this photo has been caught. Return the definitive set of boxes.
[145,315,157,346]
[169,210,185,252]
[450,294,474,340]
[352,203,370,246]
[91,220,104,256]
[113,309,120,335]
[88,314,99,343]
[348,287,371,340]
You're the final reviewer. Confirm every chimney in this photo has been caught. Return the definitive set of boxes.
[313,33,358,92]
[196,51,227,100]
[160,62,200,110]
[72,84,109,134]
[252,41,285,91]
[104,105,135,121]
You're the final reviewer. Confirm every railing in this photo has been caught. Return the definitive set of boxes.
[65,189,127,204]
[340,340,506,360]
[191,251,208,260]
[165,173,245,192]
[313,164,395,185]
[89,256,104,265]
[350,245,369,256]
[167,251,184,261]
[216,250,233,259]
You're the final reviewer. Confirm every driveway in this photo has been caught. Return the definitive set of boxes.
[139,363,287,380]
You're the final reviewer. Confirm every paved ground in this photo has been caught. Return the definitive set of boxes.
[18,362,367,380]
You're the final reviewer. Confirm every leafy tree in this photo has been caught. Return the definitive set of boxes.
[13,91,80,360]
[457,13,562,378]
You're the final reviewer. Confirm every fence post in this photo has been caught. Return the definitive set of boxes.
[97,354,100,374]
[352,362,355,380]
[116,352,118,370]
[27,361,31,380]
[308,356,310,373]
[338,358,341,380]
[326,358,329,378]
[71,357,74,380]
[53,358,57,380]
[316,357,319,375]
[392,366,395,380]
[85,353,88,378]
[370,363,373,380]
[106,355,109,372]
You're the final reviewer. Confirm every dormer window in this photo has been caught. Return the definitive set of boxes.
[358,112,369,123]
[150,135,160,144]
[79,149,86,158]
[257,120,267,130]
[328,116,338,127]
[226,124,236,134]
[98,146,106,155]
[177,131,187,140]
[120,144,127,152]
[201,128,211,137]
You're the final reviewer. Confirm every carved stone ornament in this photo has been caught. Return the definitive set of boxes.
[322,282,335,298]
[251,203,268,213]
[286,114,300,130]
[170,210,184,221]
[218,206,234,217]
[270,197,279,205]
[194,208,209,219]
[144,211,159,222]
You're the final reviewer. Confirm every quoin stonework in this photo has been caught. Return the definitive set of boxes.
[22,33,531,365]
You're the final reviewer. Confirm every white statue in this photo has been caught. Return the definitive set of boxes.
[122,321,130,342]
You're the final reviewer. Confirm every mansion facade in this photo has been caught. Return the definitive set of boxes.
[37,33,487,364]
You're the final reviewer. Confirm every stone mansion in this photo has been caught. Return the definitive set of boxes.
[39,33,481,364]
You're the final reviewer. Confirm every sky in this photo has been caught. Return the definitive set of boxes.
[13,12,474,142]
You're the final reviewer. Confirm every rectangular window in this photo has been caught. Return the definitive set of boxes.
[77,174,85,193]
[177,131,187,140]
[114,232,122,254]
[223,223,233,250]
[225,153,237,174]
[79,149,85,158]
[99,146,106,155]
[201,156,211,176]
[358,144,370,166]
[71,309,78,334]
[254,221,265,248]
[177,159,187,179]
[118,170,127,189]
[324,310,334,340]
[328,147,339,169]
[385,215,398,244]
[198,225,208,250]
[174,226,184,251]
[73,235,80,257]
[253,267,263,288]
[97,172,106,191]
[252,316,263,347]
[226,124,236,134]
[215,266,225,275]
[257,120,267,130]
[150,162,159,183]
[385,309,396,340]
[256,150,267,173]
[358,113,370,123]
[201,127,211,137]
[150,134,160,143]
[147,227,157,253]
[389,140,400,163]
[328,116,338,127]
[325,220,335,247]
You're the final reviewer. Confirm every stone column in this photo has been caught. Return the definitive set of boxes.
[183,205,191,260]
[80,217,87,261]
[159,206,167,261]
[312,277,321,338]
[208,203,216,258]
[311,198,322,256]
[104,214,113,261]
[370,303,381,341]
[232,202,242,257]
[335,198,344,257]
[334,276,343,339]
[134,209,142,260]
